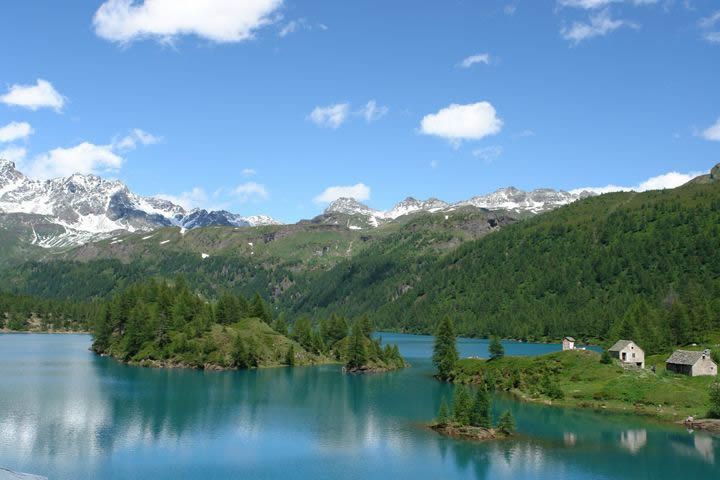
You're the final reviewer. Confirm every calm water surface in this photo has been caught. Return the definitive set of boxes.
[0,333,717,479]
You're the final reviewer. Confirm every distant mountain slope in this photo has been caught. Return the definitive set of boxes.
[285,164,720,345]
[0,207,513,302]
[0,159,280,248]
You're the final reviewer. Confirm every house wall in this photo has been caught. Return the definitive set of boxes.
[616,343,645,368]
[666,362,692,375]
[562,339,574,351]
[691,358,718,377]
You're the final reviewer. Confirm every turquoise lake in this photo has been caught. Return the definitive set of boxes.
[0,333,718,479]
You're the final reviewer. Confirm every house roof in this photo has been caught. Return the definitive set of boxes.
[564,337,575,342]
[665,350,710,366]
[609,340,635,352]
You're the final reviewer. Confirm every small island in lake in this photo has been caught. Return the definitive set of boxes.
[91,278,406,372]
[429,384,515,441]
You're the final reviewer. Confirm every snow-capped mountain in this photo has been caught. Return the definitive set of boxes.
[456,187,594,214]
[318,187,594,229]
[0,159,281,247]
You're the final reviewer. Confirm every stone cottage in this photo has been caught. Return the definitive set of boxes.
[608,340,645,368]
[562,337,576,351]
[665,349,717,377]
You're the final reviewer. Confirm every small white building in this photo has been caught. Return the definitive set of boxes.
[562,336,576,351]
[665,349,717,377]
[608,340,645,368]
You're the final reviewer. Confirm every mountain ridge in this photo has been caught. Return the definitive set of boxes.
[0,159,281,247]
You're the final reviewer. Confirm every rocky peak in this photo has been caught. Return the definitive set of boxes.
[325,197,378,216]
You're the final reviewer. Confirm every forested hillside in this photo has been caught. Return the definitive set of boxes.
[287,178,720,351]
[2,166,719,351]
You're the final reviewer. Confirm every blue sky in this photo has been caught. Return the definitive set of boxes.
[0,0,718,222]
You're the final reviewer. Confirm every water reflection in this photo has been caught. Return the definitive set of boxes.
[619,429,647,454]
[1,334,719,480]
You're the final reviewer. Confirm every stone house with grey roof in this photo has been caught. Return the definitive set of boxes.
[665,349,717,377]
[608,340,645,368]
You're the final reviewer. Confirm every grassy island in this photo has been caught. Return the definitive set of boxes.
[451,349,719,422]
[91,278,406,372]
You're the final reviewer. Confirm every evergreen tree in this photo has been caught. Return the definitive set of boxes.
[232,335,249,369]
[452,387,472,425]
[433,316,459,380]
[496,410,515,435]
[437,398,450,425]
[285,344,296,366]
[292,316,314,350]
[489,336,504,360]
[359,314,374,338]
[346,321,368,370]
[470,387,491,428]
[272,314,289,336]
[708,381,720,419]
[600,349,612,364]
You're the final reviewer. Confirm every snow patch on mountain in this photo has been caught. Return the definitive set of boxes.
[0,159,281,247]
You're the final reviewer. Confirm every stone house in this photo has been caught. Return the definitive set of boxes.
[608,340,645,368]
[665,349,717,377]
[562,337,576,351]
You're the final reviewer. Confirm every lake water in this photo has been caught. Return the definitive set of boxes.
[0,333,717,479]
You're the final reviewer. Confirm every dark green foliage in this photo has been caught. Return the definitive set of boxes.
[0,291,94,332]
[452,387,472,425]
[489,337,504,360]
[496,410,515,435]
[292,316,314,351]
[272,314,289,336]
[437,398,450,425]
[433,316,458,379]
[469,387,491,428]
[709,382,720,419]
[600,349,613,364]
[285,344,295,366]
[285,183,720,344]
[345,320,368,370]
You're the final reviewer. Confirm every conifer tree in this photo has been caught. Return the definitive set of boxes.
[437,398,450,425]
[285,344,296,366]
[489,336,504,360]
[346,321,368,370]
[433,316,459,379]
[496,410,515,435]
[470,387,491,428]
[452,387,472,425]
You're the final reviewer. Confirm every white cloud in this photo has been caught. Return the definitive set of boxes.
[0,146,27,164]
[242,168,257,177]
[701,118,720,141]
[156,187,210,210]
[705,32,720,43]
[0,122,33,143]
[558,0,619,8]
[699,10,720,43]
[279,18,314,37]
[232,182,269,203]
[570,170,704,195]
[699,10,720,28]
[458,53,490,68]
[504,5,517,15]
[472,145,503,163]
[0,79,65,111]
[115,128,161,150]
[308,103,350,129]
[26,142,124,180]
[420,101,503,145]
[515,129,536,138]
[93,0,283,44]
[314,183,370,204]
[561,9,638,43]
[358,100,388,123]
